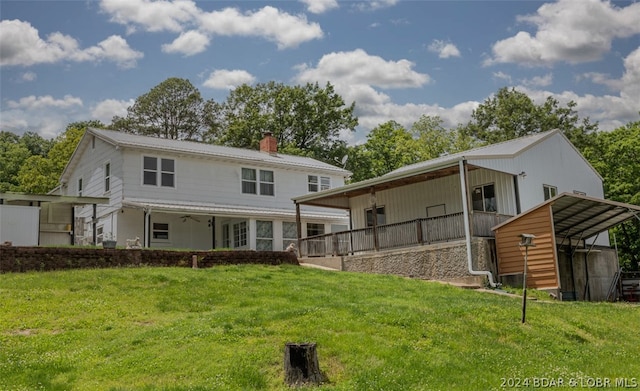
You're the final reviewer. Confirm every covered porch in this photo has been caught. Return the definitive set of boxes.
[293,159,515,258]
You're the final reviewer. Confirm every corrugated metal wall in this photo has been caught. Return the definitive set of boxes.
[494,205,560,289]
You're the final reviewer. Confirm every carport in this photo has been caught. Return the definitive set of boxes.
[493,193,640,301]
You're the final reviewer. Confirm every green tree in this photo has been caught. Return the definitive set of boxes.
[356,121,419,179]
[205,81,357,163]
[114,78,205,140]
[584,121,640,269]
[0,132,31,192]
[411,115,480,160]
[15,123,95,194]
[461,87,598,150]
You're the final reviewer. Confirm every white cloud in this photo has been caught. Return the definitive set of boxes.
[100,1,323,50]
[485,0,640,66]
[0,20,142,68]
[492,71,512,84]
[21,72,37,82]
[1,95,85,138]
[203,69,256,90]
[355,0,398,11]
[299,0,338,14]
[521,73,553,87]
[161,30,210,56]
[428,40,461,59]
[197,6,323,49]
[7,95,83,110]
[99,0,199,33]
[294,49,430,89]
[91,98,134,124]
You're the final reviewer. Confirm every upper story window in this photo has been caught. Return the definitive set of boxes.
[104,162,111,193]
[308,175,330,192]
[472,184,496,212]
[143,156,175,187]
[77,177,83,196]
[242,168,274,196]
[543,184,557,200]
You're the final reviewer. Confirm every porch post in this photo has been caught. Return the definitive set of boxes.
[92,204,97,246]
[295,202,302,257]
[144,209,151,248]
[370,187,379,251]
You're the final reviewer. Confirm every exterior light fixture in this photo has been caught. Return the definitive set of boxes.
[519,233,536,324]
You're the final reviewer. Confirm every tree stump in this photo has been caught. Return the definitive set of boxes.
[284,342,324,386]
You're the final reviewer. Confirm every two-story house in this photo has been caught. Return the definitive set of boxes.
[58,128,351,250]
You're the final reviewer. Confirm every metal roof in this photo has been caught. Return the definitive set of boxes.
[493,193,640,240]
[0,192,109,205]
[293,130,568,208]
[123,198,348,221]
[61,128,350,183]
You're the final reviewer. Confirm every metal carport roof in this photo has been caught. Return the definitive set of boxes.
[493,192,640,240]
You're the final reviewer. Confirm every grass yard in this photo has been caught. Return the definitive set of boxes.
[1,265,638,390]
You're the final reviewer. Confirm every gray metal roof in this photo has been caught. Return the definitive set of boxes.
[293,130,561,207]
[89,128,351,175]
[493,193,640,240]
[123,198,348,221]
[388,130,557,176]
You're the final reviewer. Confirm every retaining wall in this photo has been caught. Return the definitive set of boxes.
[341,238,494,284]
[0,246,298,273]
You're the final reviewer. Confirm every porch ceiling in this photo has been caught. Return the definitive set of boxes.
[494,193,640,240]
[294,162,479,209]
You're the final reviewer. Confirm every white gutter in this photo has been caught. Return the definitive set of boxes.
[459,159,498,288]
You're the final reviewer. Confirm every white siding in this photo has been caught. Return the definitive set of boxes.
[0,205,39,246]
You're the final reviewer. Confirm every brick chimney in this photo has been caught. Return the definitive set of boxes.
[259,132,278,155]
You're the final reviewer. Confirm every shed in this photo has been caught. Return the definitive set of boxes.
[493,193,640,300]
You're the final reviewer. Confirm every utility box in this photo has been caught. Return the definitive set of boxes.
[0,205,40,246]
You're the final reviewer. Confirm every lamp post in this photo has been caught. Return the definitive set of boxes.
[519,234,536,324]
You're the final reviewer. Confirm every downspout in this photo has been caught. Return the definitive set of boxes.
[459,159,497,288]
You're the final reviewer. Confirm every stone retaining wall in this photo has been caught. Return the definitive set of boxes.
[0,246,298,273]
[341,238,494,283]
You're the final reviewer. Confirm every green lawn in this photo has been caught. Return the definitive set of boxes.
[1,265,638,390]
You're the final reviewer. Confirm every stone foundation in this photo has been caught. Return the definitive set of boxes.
[340,238,494,284]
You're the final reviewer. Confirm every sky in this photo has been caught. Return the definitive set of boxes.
[1,0,639,144]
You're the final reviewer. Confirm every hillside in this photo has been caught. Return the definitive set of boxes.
[1,265,638,390]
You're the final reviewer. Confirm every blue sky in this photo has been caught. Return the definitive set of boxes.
[1,0,639,142]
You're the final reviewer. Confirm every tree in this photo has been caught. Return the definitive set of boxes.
[114,78,205,141]
[584,121,640,269]
[411,115,480,161]
[205,81,357,163]
[461,87,598,150]
[0,132,31,192]
[16,122,96,194]
[353,121,419,180]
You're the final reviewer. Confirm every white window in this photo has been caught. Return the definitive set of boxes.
[104,162,111,193]
[282,222,298,250]
[472,184,496,212]
[152,223,169,240]
[365,206,386,227]
[256,220,273,251]
[77,177,83,196]
[543,184,558,200]
[242,168,274,196]
[233,221,247,248]
[143,157,175,187]
[308,175,330,192]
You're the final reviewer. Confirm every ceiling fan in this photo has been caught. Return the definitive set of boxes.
[180,215,200,223]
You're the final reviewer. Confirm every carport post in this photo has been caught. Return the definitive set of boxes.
[519,234,535,324]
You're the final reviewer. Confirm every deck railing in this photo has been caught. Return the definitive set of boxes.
[299,211,512,257]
